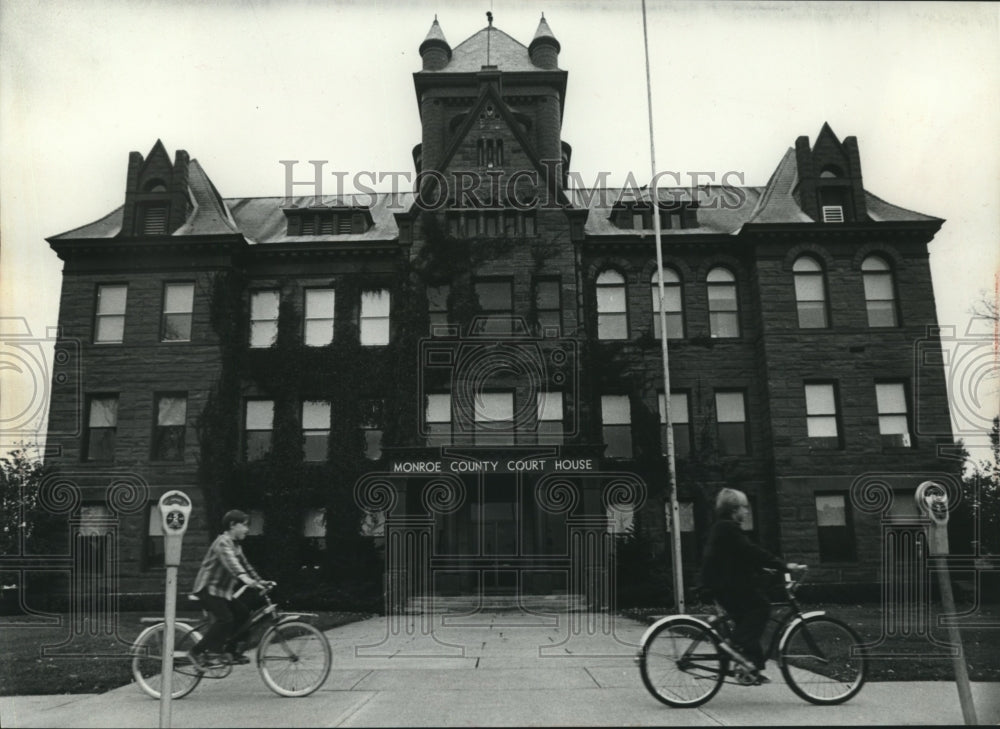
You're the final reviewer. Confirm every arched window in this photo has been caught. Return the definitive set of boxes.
[596,270,627,340]
[651,267,683,339]
[793,256,829,328]
[861,255,898,327]
[707,267,739,338]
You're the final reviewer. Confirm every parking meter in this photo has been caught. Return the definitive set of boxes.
[156,490,191,728]
[158,490,191,567]
[914,480,977,724]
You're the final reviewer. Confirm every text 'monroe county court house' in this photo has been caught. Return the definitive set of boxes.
[44,16,957,603]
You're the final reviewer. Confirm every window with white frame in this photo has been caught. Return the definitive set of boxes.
[361,398,384,460]
[360,289,390,345]
[596,270,628,340]
[473,279,513,335]
[245,399,274,461]
[474,392,514,445]
[301,508,327,568]
[651,267,684,339]
[94,285,127,343]
[815,493,856,562]
[862,255,899,327]
[152,393,187,461]
[145,504,165,569]
[427,284,450,333]
[805,383,840,448]
[536,391,564,445]
[714,391,747,455]
[86,395,118,461]
[250,290,280,348]
[161,283,194,342]
[302,400,331,462]
[601,395,632,458]
[304,288,335,346]
[876,382,912,448]
[793,256,829,329]
[425,393,452,446]
[707,267,739,338]
[534,278,561,334]
[659,391,691,459]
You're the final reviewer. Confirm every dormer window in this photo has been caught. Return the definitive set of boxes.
[139,203,169,235]
[819,187,848,223]
[611,202,695,231]
[285,208,372,236]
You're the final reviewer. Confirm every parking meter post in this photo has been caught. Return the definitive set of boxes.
[157,491,192,729]
[915,482,977,725]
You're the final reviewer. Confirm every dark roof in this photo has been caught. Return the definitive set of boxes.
[426,26,539,73]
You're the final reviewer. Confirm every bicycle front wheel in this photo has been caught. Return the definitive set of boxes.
[639,616,725,708]
[257,620,331,697]
[131,622,204,699]
[779,615,866,705]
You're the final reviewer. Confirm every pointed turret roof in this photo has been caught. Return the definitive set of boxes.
[420,16,450,52]
[530,13,560,53]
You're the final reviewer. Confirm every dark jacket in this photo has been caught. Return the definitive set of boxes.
[699,517,785,602]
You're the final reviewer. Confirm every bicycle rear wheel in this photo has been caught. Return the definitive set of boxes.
[257,620,331,697]
[131,622,204,699]
[639,616,725,708]
[779,615,866,705]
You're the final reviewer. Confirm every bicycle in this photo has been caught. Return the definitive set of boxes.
[637,565,867,708]
[130,583,332,699]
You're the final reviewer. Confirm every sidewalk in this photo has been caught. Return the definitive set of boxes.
[3,610,998,727]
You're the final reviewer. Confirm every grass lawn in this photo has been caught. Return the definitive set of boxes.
[621,600,1000,682]
[0,610,373,696]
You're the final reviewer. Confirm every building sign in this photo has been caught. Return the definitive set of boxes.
[390,457,596,474]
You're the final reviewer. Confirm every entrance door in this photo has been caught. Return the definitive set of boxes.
[483,481,517,592]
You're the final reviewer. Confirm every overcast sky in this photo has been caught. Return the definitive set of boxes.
[1,0,997,459]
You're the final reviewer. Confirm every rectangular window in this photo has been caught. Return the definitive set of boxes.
[475,392,514,445]
[805,383,841,448]
[302,400,330,462]
[361,398,384,460]
[536,391,564,445]
[715,391,747,456]
[250,290,279,348]
[601,395,632,458]
[425,393,452,447]
[304,288,335,346]
[427,285,450,333]
[876,382,912,448]
[360,289,390,345]
[152,393,187,461]
[659,392,691,459]
[145,504,164,569]
[816,493,856,562]
[86,395,118,461]
[474,279,513,335]
[301,508,327,569]
[95,284,127,343]
[245,399,274,461]
[534,278,561,334]
[161,283,194,342]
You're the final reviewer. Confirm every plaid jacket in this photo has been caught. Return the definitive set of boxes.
[191,533,261,600]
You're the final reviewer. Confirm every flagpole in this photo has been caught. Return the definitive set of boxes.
[642,0,685,614]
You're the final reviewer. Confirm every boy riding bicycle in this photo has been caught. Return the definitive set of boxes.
[699,488,798,683]
[187,509,274,669]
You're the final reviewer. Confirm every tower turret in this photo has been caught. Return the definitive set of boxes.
[419,16,452,71]
[528,14,560,69]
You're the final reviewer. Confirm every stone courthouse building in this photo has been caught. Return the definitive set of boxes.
[43,16,957,604]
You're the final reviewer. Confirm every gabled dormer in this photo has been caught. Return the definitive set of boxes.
[793,123,868,224]
[119,140,193,237]
[609,189,697,231]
